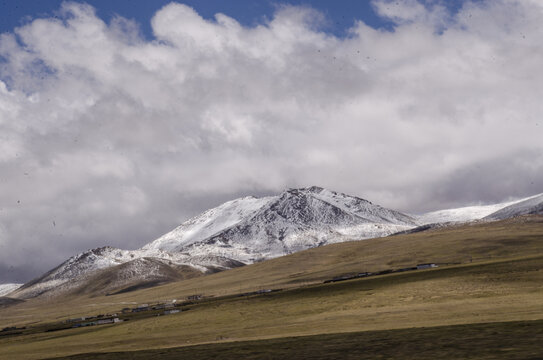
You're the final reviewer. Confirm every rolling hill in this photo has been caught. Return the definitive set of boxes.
[1,215,542,359]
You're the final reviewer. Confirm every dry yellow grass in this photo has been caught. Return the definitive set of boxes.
[1,256,542,360]
[1,216,542,359]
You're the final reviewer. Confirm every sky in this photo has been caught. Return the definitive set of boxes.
[0,0,542,283]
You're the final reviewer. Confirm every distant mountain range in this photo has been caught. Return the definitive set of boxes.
[4,187,543,299]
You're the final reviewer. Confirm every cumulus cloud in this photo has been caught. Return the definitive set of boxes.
[372,0,449,28]
[0,0,542,281]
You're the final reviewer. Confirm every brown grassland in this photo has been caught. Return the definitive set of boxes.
[48,320,543,360]
[0,215,542,359]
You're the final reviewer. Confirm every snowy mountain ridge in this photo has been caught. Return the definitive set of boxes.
[484,193,543,220]
[417,193,543,224]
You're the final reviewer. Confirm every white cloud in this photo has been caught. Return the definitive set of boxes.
[0,0,542,281]
[372,0,449,28]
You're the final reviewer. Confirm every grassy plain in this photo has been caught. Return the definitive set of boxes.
[48,320,543,360]
[0,216,542,359]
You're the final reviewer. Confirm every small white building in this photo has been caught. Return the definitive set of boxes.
[417,263,438,270]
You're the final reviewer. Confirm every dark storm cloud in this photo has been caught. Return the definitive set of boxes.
[0,1,542,282]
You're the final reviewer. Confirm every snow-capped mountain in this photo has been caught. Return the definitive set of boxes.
[0,283,22,297]
[11,187,417,299]
[10,187,542,300]
[142,186,417,263]
[417,193,543,224]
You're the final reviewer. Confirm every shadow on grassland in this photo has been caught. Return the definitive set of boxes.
[48,319,543,360]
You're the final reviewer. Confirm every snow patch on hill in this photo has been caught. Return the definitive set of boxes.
[418,194,542,224]
[0,283,22,297]
[10,246,240,299]
[485,193,543,220]
[141,196,274,252]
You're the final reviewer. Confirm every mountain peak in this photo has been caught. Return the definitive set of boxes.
[296,185,326,194]
[284,186,325,195]
[141,187,417,263]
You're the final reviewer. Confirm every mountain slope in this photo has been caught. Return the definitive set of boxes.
[142,196,275,252]
[66,258,205,297]
[485,194,543,220]
[417,193,542,224]
[0,283,22,297]
[91,214,543,306]
[10,247,243,299]
[142,187,417,263]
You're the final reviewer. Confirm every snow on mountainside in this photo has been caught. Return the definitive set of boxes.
[142,196,274,252]
[311,189,416,225]
[417,193,543,224]
[485,193,543,220]
[12,186,417,299]
[13,187,541,300]
[62,258,208,297]
[11,246,242,299]
[0,283,22,297]
[143,186,417,263]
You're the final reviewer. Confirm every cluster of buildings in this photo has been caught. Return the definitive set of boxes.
[68,316,122,328]
[121,302,181,316]
[62,300,184,330]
